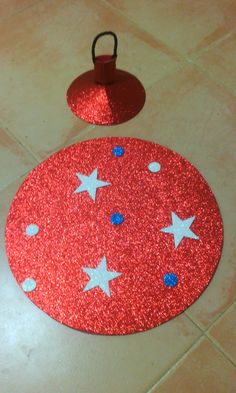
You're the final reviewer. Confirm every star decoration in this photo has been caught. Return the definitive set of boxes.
[75,168,110,201]
[82,256,121,297]
[161,212,199,248]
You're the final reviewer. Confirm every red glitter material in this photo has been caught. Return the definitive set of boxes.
[66,69,146,125]
[5,138,223,335]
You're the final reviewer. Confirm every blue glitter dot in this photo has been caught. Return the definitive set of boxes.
[164,273,178,287]
[112,146,124,157]
[110,212,124,225]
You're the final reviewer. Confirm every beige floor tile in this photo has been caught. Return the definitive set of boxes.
[208,303,236,363]
[0,178,201,393]
[0,127,37,190]
[196,32,236,96]
[150,338,236,393]
[0,0,179,160]
[107,0,236,56]
[0,0,39,20]
[73,64,236,329]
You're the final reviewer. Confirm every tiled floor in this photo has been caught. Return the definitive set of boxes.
[0,1,235,392]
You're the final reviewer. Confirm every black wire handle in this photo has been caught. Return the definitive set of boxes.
[92,31,118,64]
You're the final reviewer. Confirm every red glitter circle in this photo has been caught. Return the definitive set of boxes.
[5,138,223,335]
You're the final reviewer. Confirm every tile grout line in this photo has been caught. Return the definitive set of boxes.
[147,331,236,393]
[58,124,96,149]
[205,334,236,368]
[0,0,43,23]
[187,61,236,98]
[98,0,236,100]
[184,312,205,332]
[205,299,236,332]
[99,0,186,64]
[186,297,236,334]
[101,0,236,67]
[97,0,192,90]
[185,302,236,366]
[39,124,97,160]
[186,308,236,367]
[143,60,189,90]
[0,170,30,194]
[122,58,189,91]
[147,302,236,392]
[0,122,41,163]
[27,122,96,161]
[146,335,205,393]
[187,26,236,62]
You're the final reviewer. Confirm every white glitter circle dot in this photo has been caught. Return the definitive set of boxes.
[26,224,39,236]
[22,278,37,292]
[148,162,161,173]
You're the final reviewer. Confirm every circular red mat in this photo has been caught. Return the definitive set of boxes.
[5,137,223,335]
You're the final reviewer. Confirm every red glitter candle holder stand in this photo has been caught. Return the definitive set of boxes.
[66,32,146,126]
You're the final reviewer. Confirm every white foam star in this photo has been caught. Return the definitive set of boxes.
[75,168,110,201]
[161,212,199,248]
[82,256,121,297]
